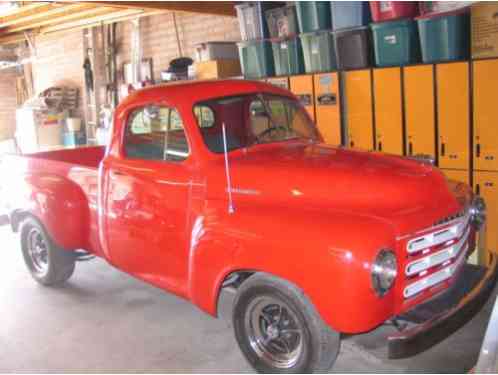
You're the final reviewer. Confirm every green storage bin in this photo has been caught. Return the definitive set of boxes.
[296,1,332,33]
[417,11,470,63]
[237,40,275,79]
[300,30,337,73]
[271,37,305,75]
[370,19,421,67]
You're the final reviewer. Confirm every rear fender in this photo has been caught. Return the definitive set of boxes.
[7,173,89,250]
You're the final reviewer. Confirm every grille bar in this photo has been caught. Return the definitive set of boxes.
[405,225,471,276]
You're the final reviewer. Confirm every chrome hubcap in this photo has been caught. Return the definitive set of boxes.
[244,296,303,369]
[27,228,49,275]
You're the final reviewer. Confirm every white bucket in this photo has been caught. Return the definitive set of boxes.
[66,118,81,132]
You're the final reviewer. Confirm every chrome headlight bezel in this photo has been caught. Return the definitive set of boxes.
[470,196,486,230]
[371,249,398,297]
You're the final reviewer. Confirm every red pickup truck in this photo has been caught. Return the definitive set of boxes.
[1,80,496,373]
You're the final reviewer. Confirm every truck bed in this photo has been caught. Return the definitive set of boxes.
[20,146,106,169]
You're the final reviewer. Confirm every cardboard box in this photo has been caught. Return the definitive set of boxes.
[193,60,242,80]
[472,2,498,59]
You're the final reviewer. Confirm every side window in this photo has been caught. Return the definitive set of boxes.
[124,105,189,162]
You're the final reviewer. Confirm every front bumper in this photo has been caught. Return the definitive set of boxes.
[388,253,498,359]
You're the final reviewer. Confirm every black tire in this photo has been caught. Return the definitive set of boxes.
[232,273,340,373]
[20,217,75,286]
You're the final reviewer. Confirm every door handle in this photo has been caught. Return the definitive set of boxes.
[441,143,445,156]
[111,170,126,177]
[476,183,480,195]
[378,141,383,152]
[408,142,413,155]
[350,141,355,148]
[476,143,481,157]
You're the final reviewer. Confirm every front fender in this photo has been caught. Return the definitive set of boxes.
[188,202,398,334]
[7,173,89,250]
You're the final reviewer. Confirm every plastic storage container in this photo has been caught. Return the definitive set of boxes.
[296,2,332,33]
[417,10,470,63]
[300,30,337,73]
[331,1,371,30]
[418,1,472,16]
[237,40,275,78]
[265,5,299,38]
[271,37,305,75]
[194,42,239,62]
[370,19,420,67]
[370,1,418,22]
[333,26,371,70]
[235,2,281,40]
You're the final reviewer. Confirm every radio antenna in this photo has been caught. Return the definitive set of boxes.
[222,122,235,214]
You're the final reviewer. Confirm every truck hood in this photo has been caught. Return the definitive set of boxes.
[211,142,465,236]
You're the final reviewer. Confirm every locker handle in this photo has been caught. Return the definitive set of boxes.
[476,143,481,158]
[408,142,413,156]
[350,141,355,148]
[476,183,480,195]
[441,143,445,157]
[378,141,382,152]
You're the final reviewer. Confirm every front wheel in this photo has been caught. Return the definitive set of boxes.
[232,273,340,373]
[20,217,76,286]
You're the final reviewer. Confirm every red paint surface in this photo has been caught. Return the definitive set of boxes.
[2,80,476,334]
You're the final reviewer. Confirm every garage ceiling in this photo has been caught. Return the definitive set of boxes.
[0,1,236,45]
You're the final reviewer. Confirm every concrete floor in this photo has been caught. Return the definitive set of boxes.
[0,224,496,373]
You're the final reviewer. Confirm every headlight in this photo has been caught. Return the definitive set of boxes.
[470,196,486,230]
[371,249,397,297]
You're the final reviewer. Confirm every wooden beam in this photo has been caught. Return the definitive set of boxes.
[52,1,237,17]
[0,3,59,24]
[3,5,122,33]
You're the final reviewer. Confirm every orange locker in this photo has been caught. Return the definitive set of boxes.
[290,75,315,122]
[313,73,341,145]
[473,171,498,265]
[403,65,436,158]
[436,62,470,170]
[473,59,498,171]
[373,67,403,155]
[343,69,374,150]
[441,169,469,185]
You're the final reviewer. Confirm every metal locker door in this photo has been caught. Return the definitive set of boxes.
[373,67,403,155]
[474,171,498,265]
[473,59,498,171]
[403,65,436,158]
[313,73,341,145]
[441,169,469,184]
[437,62,470,170]
[344,69,374,150]
[290,75,315,122]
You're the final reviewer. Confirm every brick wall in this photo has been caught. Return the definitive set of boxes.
[0,68,18,141]
[116,12,241,82]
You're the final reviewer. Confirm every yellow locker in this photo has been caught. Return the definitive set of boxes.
[373,67,403,155]
[473,59,498,171]
[314,73,341,145]
[474,171,498,265]
[441,169,469,184]
[437,62,470,170]
[403,65,436,158]
[267,77,290,90]
[343,69,374,150]
[290,75,315,122]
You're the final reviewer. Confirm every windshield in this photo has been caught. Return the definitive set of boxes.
[193,94,320,154]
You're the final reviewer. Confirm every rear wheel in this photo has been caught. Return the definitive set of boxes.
[20,217,75,286]
[232,273,340,373]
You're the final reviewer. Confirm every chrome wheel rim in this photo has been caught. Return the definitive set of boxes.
[27,228,49,275]
[244,296,304,369]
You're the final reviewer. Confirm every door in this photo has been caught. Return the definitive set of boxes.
[343,69,374,150]
[474,171,498,265]
[473,59,498,171]
[403,65,436,158]
[290,75,315,122]
[437,62,470,170]
[441,169,469,184]
[373,67,403,155]
[314,72,341,145]
[104,104,193,293]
